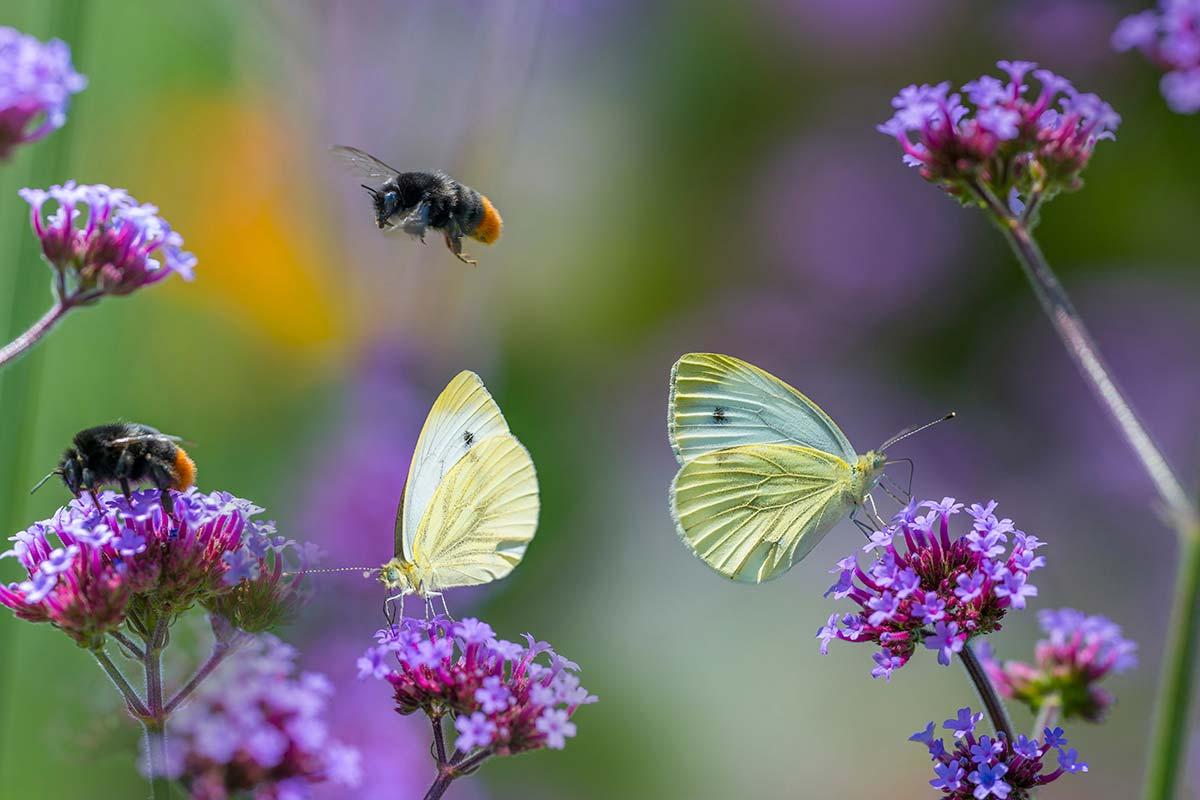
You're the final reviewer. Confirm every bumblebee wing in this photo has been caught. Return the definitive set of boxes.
[409,434,539,591]
[396,371,511,561]
[670,444,854,583]
[669,352,857,464]
[331,145,401,182]
[107,434,185,445]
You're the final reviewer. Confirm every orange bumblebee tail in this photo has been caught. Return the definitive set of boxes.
[171,447,197,490]
[470,195,503,244]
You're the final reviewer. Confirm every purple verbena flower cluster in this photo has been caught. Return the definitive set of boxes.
[818,498,1045,681]
[980,608,1137,722]
[358,615,596,755]
[0,27,86,159]
[911,707,1087,798]
[0,490,296,648]
[1113,1,1200,113]
[879,61,1118,207]
[19,181,196,303]
[157,634,360,800]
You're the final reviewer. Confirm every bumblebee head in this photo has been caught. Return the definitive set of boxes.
[363,184,401,230]
[32,450,80,496]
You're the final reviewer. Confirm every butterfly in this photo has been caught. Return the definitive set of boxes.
[379,370,539,601]
[667,353,948,584]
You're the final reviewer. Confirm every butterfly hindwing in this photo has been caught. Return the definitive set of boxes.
[670,443,855,583]
[668,353,857,465]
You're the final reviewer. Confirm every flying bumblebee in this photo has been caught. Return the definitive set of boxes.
[31,422,196,517]
[332,145,502,266]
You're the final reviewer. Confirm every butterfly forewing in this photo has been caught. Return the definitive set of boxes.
[409,434,539,591]
[397,371,511,560]
[668,353,857,465]
[670,443,855,583]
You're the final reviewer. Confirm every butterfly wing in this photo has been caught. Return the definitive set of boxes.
[409,433,539,591]
[396,371,511,561]
[670,443,856,583]
[331,145,402,182]
[668,353,857,465]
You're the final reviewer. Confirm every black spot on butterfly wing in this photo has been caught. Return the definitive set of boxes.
[463,430,475,448]
[712,406,730,425]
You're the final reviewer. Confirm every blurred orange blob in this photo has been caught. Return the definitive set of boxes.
[118,95,350,359]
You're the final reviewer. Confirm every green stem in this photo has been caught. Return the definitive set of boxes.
[972,181,1194,524]
[967,181,1200,800]
[92,648,150,718]
[1031,697,1060,741]
[165,640,231,714]
[0,301,70,368]
[1143,529,1200,800]
[142,617,170,799]
[961,645,1015,743]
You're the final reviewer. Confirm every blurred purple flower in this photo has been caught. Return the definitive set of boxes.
[359,615,596,756]
[1113,1,1200,112]
[818,498,1045,679]
[980,608,1137,721]
[0,489,289,648]
[1001,1,1123,72]
[156,634,360,799]
[880,61,1118,204]
[19,182,196,304]
[752,132,966,328]
[913,706,1087,796]
[0,27,86,159]
[758,0,954,58]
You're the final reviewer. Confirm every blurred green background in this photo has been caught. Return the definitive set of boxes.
[0,1,1196,798]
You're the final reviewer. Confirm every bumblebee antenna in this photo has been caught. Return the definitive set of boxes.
[360,184,380,198]
[29,469,61,494]
[880,412,956,451]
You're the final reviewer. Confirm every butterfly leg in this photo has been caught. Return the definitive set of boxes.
[438,593,454,621]
[864,494,886,529]
[851,509,875,539]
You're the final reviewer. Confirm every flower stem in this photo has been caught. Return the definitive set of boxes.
[164,640,231,714]
[92,648,150,718]
[1031,697,1060,741]
[968,182,1200,799]
[0,302,70,370]
[431,714,449,764]
[142,617,170,799]
[961,645,1015,743]
[424,773,455,800]
[423,750,493,800]
[1143,526,1200,800]
[973,183,1194,524]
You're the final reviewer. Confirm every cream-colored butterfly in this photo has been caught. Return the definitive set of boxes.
[668,353,948,584]
[379,370,539,598]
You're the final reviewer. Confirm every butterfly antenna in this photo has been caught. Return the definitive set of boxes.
[282,565,379,577]
[880,412,956,451]
[29,469,61,494]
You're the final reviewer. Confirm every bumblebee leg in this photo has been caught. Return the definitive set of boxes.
[443,230,476,266]
[149,464,177,520]
[87,488,103,513]
[120,478,134,504]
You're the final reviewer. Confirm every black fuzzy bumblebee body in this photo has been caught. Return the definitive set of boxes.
[33,422,196,516]
[332,145,503,265]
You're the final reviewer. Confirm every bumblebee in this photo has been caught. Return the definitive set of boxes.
[31,422,196,517]
[332,145,502,265]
